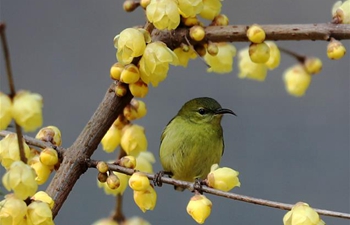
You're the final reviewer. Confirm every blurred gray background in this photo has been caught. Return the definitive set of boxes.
[1,0,349,224]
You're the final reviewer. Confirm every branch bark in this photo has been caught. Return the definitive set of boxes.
[45,82,133,218]
[154,23,350,49]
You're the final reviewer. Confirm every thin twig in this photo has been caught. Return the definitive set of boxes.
[0,23,26,164]
[278,46,306,63]
[87,159,350,220]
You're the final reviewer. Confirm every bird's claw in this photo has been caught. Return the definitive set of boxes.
[153,171,165,187]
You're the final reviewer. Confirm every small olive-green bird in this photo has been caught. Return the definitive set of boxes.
[159,97,235,190]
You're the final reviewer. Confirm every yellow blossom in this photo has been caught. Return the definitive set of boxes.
[123,216,151,225]
[31,191,55,210]
[283,64,312,97]
[129,80,149,98]
[173,47,197,67]
[249,42,270,64]
[304,57,322,75]
[207,164,240,192]
[123,99,147,121]
[0,133,31,169]
[135,151,155,173]
[40,148,58,166]
[212,14,229,26]
[27,201,54,225]
[101,124,122,153]
[139,41,178,87]
[247,24,266,44]
[92,218,119,225]
[238,47,268,81]
[332,0,350,24]
[199,0,222,20]
[265,41,281,69]
[0,92,12,130]
[121,124,148,156]
[204,42,236,73]
[190,25,206,41]
[3,161,38,199]
[114,28,146,64]
[12,90,43,132]
[186,194,212,224]
[120,64,140,84]
[110,62,124,80]
[178,0,203,18]
[107,173,120,189]
[29,155,53,185]
[0,194,27,225]
[129,172,150,191]
[97,172,129,196]
[119,155,137,169]
[327,39,346,60]
[133,185,157,212]
[36,126,62,146]
[96,161,109,173]
[146,0,180,30]
[283,202,325,225]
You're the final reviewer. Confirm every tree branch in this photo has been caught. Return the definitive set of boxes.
[153,23,350,49]
[44,82,133,218]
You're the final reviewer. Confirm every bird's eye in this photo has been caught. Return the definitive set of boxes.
[198,108,207,115]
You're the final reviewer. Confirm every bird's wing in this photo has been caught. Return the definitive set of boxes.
[160,116,176,147]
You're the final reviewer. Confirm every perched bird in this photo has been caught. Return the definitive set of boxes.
[158,97,235,190]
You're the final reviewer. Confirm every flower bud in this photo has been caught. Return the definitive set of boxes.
[140,0,151,8]
[129,172,150,191]
[36,126,62,146]
[182,16,200,26]
[190,25,206,42]
[120,64,140,84]
[96,161,109,173]
[110,62,124,80]
[27,201,54,225]
[304,57,322,74]
[113,116,129,130]
[97,172,108,183]
[121,124,147,156]
[247,24,266,44]
[249,42,270,63]
[0,92,12,130]
[97,172,128,196]
[31,191,54,209]
[327,38,346,60]
[119,155,136,169]
[12,90,43,132]
[186,194,212,224]
[207,164,240,191]
[207,42,218,56]
[101,124,122,153]
[107,173,120,189]
[123,0,139,12]
[39,147,59,166]
[283,202,325,225]
[3,161,38,199]
[133,185,157,212]
[283,64,311,97]
[29,155,53,185]
[129,80,149,98]
[194,45,207,57]
[211,14,229,26]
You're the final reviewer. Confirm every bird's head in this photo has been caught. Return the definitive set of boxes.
[178,97,236,125]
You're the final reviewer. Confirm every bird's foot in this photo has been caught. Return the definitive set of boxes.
[153,171,172,187]
[193,178,205,194]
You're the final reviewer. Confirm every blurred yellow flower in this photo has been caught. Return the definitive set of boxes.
[178,0,203,18]
[332,0,350,24]
[0,92,12,130]
[0,194,27,225]
[135,151,156,174]
[101,124,122,153]
[0,133,31,169]
[265,41,281,70]
[27,201,54,225]
[173,47,197,67]
[121,124,147,156]
[283,64,311,97]
[199,0,222,20]
[28,155,53,185]
[238,47,268,81]
[204,42,236,73]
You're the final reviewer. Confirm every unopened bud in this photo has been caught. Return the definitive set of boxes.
[107,173,120,189]
[110,62,124,80]
[190,26,206,42]
[115,82,128,97]
[120,155,137,169]
[97,172,108,183]
[249,42,270,63]
[97,161,109,173]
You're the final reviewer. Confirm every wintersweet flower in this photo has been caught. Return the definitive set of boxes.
[327,38,346,60]
[283,202,325,225]
[139,41,178,87]
[265,41,281,69]
[283,64,312,97]
[31,191,55,209]
[36,126,62,146]
[177,0,203,18]
[135,151,156,173]
[0,133,31,169]
[249,42,270,64]
[114,28,146,64]
[27,201,54,225]
[247,24,266,44]
[238,47,268,81]
[28,155,53,185]
[204,42,236,73]
[129,80,149,98]
[332,0,350,24]
[186,194,212,224]
[3,161,38,199]
[304,57,322,75]
[39,147,58,166]
[121,124,148,156]
[133,185,157,212]
[12,90,43,132]
[101,124,122,153]
[0,194,27,225]
[207,164,240,192]
[146,0,180,30]
[0,92,12,130]
[199,0,222,20]
[129,172,150,191]
[173,47,197,67]
[119,155,136,169]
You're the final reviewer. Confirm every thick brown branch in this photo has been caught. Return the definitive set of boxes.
[87,160,350,220]
[45,82,133,218]
[154,23,350,49]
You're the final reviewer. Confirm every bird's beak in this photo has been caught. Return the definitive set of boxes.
[215,108,237,116]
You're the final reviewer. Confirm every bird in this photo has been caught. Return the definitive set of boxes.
[158,97,235,190]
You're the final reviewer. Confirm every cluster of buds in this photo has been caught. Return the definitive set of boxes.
[0,90,43,132]
[0,191,55,225]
